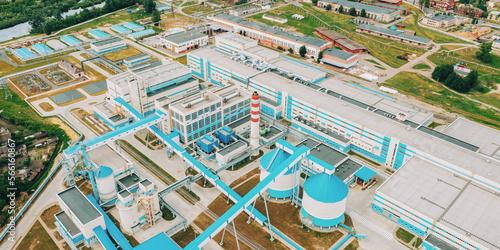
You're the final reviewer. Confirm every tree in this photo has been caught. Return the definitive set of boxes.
[338,5,344,13]
[23,156,31,168]
[44,22,53,35]
[144,0,156,14]
[152,10,161,25]
[288,48,294,54]
[312,0,318,5]
[464,70,479,91]
[326,4,332,11]
[243,31,247,36]
[317,51,323,63]
[476,42,492,63]
[29,12,45,33]
[349,7,356,16]
[299,45,307,57]
[419,0,430,7]
[360,9,366,17]
[432,64,454,82]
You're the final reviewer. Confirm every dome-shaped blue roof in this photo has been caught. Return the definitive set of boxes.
[304,173,348,203]
[96,166,113,178]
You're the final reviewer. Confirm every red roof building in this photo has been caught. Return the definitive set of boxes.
[429,0,457,10]
[376,0,402,5]
[456,4,484,18]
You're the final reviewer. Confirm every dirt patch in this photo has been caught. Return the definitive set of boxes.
[15,220,58,250]
[40,205,60,230]
[229,168,260,188]
[47,117,80,141]
[193,212,253,250]
[53,231,63,241]
[39,102,54,112]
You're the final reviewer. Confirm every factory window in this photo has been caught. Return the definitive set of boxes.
[199,119,204,127]
[211,114,216,122]
[187,125,192,133]
[186,115,191,121]
[212,125,216,131]
[192,112,197,120]
[180,116,184,122]
[200,130,205,136]
[193,133,199,140]
[217,113,221,120]
[205,117,210,125]
[224,108,229,115]
[193,122,198,130]
[204,107,209,113]
[224,118,230,124]
[198,110,203,116]
[206,128,210,134]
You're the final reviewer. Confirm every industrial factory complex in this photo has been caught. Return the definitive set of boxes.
[3,1,500,249]
[40,29,500,250]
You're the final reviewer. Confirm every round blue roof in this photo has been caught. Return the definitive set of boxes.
[260,149,294,173]
[97,166,113,178]
[304,173,348,203]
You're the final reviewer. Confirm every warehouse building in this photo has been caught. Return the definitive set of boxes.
[211,13,332,58]
[318,0,400,22]
[106,61,199,116]
[159,28,209,53]
[356,24,433,48]
[319,48,358,71]
[90,37,126,55]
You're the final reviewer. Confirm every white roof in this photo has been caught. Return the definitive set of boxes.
[189,48,261,77]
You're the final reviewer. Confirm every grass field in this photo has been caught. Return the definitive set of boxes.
[399,13,465,44]
[344,239,359,250]
[412,63,431,70]
[183,4,218,15]
[364,59,381,66]
[396,228,414,243]
[384,71,500,129]
[413,237,423,248]
[40,205,60,230]
[16,220,58,250]
[102,46,143,61]
[440,45,500,70]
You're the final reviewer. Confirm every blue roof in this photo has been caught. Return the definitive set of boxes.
[89,29,110,38]
[97,166,113,178]
[13,48,34,58]
[61,35,82,45]
[124,22,144,30]
[260,148,292,173]
[87,195,133,250]
[134,233,180,250]
[128,29,155,38]
[32,43,53,53]
[93,225,117,250]
[354,166,376,182]
[304,173,348,203]
[111,25,131,34]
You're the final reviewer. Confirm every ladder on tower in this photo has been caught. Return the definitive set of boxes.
[141,197,155,226]
[60,155,76,187]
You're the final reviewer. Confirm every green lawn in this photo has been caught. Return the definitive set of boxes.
[399,13,465,44]
[364,59,381,65]
[440,45,500,70]
[384,71,500,129]
[413,63,431,70]
[183,4,219,15]
[396,228,415,243]
[413,238,423,248]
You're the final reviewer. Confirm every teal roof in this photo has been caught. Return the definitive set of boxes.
[97,166,113,178]
[134,233,180,250]
[354,166,376,182]
[260,148,292,173]
[304,173,348,203]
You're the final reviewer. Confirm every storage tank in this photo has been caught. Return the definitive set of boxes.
[301,173,348,230]
[116,190,140,234]
[260,148,301,200]
[95,166,117,202]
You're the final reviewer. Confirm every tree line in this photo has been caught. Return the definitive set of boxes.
[432,64,479,93]
[30,0,138,35]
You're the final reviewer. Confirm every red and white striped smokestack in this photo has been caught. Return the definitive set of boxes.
[250,91,260,155]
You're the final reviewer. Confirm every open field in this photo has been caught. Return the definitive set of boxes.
[399,13,465,44]
[40,205,60,230]
[440,45,500,70]
[15,220,58,250]
[183,4,219,15]
[384,71,500,129]
[412,63,431,70]
[102,46,143,62]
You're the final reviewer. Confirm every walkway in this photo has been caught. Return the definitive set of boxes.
[348,211,394,241]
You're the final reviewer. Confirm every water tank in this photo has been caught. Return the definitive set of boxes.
[95,166,117,202]
[260,149,301,200]
[301,173,348,229]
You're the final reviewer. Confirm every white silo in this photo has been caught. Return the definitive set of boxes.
[260,148,301,200]
[139,179,160,214]
[116,190,140,235]
[301,173,348,230]
[95,166,117,202]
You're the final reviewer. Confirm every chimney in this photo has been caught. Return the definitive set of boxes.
[250,91,260,155]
